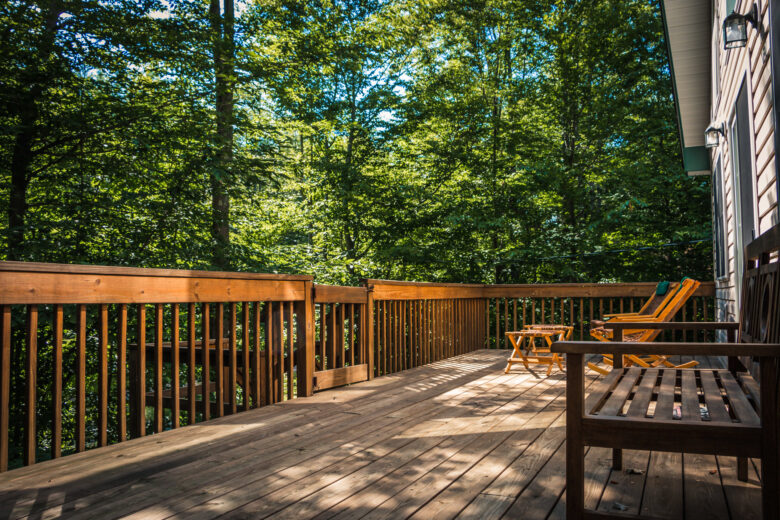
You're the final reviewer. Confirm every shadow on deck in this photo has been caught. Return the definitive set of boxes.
[0,350,761,519]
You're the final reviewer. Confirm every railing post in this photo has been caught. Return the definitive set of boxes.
[366,286,375,380]
[296,280,315,397]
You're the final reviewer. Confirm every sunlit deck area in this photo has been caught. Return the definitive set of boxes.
[0,349,760,520]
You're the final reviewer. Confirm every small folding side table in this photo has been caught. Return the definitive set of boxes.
[504,325,573,376]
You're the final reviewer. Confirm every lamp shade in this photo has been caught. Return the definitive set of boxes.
[723,11,748,49]
[705,124,724,149]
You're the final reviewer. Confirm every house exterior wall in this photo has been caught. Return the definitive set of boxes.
[710,0,778,323]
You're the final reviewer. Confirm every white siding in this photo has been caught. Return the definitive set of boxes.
[711,0,778,322]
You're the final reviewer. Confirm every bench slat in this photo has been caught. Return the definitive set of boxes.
[585,368,623,415]
[654,368,677,420]
[626,369,659,418]
[700,370,731,423]
[719,371,760,426]
[680,370,700,422]
[737,372,761,410]
[599,368,642,417]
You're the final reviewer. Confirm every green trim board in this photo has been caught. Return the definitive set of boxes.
[683,146,711,171]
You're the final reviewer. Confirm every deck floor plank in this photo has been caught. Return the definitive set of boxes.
[683,452,730,520]
[312,372,564,520]
[0,350,761,520]
[596,449,651,515]
[219,372,546,519]
[101,359,526,520]
[15,356,511,520]
[641,450,684,519]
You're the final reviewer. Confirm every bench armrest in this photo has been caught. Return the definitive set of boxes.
[601,321,740,331]
[550,340,780,357]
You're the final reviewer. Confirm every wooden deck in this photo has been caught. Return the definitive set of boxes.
[0,350,761,519]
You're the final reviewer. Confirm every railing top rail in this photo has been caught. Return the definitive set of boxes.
[481,281,715,298]
[314,284,367,304]
[0,261,313,281]
[363,279,484,288]
[0,261,715,303]
[0,262,310,305]
[483,282,663,289]
[365,280,715,300]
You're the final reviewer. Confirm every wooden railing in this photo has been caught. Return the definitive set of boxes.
[0,261,716,472]
[367,280,487,377]
[0,262,313,472]
[312,285,370,390]
[481,283,717,348]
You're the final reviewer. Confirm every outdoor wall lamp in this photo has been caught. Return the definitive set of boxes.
[705,123,725,148]
[723,2,761,49]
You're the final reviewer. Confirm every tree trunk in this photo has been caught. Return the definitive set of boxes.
[210,0,234,270]
[7,2,62,260]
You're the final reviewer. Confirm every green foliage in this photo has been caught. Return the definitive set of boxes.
[1,0,712,283]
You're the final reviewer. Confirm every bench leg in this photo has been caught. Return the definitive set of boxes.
[611,348,623,471]
[566,353,585,519]
[760,357,780,520]
[737,457,748,482]
[613,449,623,471]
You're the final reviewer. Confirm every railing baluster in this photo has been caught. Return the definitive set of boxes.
[99,304,109,446]
[569,298,574,335]
[402,300,408,371]
[172,303,180,428]
[187,303,196,424]
[494,299,498,349]
[216,303,225,417]
[77,304,87,449]
[295,285,314,397]
[287,301,294,400]
[118,304,127,440]
[0,305,9,472]
[201,303,210,420]
[382,301,386,375]
[253,302,262,407]
[52,305,63,458]
[243,302,250,412]
[277,301,284,401]
[229,302,237,415]
[154,304,164,433]
[265,302,273,404]
[328,303,336,371]
[25,305,37,466]
[427,300,431,362]
[503,298,508,348]
[349,304,355,367]
[339,302,346,370]
[316,303,323,371]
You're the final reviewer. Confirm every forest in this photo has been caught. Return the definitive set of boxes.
[1,0,714,285]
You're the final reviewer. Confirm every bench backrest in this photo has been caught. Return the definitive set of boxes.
[739,224,780,344]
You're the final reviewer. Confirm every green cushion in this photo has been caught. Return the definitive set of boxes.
[655,281,670,296]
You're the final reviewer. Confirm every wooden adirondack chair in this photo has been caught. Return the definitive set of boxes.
[587,278,701,374]
[590,280,677,327]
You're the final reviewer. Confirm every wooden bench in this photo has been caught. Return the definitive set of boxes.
[552,224,780,519]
